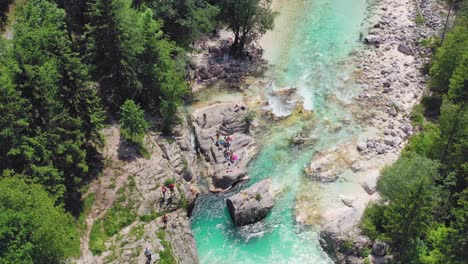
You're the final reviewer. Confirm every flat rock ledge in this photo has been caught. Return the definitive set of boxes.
[192,102,256,192]
[226,179,274,226]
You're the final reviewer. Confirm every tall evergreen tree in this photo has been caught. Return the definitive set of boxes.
[0,0,104,208]
[86,0,141,107]
[133,7,188,132]
[378,155,440,261]
[141,0,219,47]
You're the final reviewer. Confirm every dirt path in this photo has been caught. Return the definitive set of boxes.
[77,125,131,264]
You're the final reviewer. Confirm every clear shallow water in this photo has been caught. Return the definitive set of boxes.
[191,0,369,263]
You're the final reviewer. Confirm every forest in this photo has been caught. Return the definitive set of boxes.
[0,0,274,262]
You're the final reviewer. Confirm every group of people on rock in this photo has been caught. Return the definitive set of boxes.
[214,132,239,165]
[161,183,175,201]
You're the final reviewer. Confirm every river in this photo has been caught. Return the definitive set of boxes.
[190,0,370,263]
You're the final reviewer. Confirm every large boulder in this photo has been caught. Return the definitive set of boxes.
[191,102,256,192]
[372,240,388,257]
[226,179,274,226]
[397,44,413,55]
[365,34,382,45]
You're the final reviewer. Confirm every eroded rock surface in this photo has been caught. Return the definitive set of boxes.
[226,179,274,226]
[192,102,257,192]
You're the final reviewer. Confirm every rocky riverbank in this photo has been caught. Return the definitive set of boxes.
[300,0,446,263]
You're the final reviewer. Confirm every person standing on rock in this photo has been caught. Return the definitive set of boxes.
[215,131,221,147]
[161,185,167,199]
[144,247,151,262]
[202,113,207,128]
[168,183,175,197]
[162,214,168,229]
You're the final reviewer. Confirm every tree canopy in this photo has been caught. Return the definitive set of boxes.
[361,7,468,263]
[0,177,80,263]
[220,0,275,57]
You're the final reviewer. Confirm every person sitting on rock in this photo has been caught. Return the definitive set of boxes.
[230,153,238,164]
[223,149,231,163]
[218,138,225,149]
[223,138,231,149]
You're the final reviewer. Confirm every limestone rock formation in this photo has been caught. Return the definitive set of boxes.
[226,179,274,226]
[192,102,256,192]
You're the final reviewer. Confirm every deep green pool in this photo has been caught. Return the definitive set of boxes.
[191,0,369,263]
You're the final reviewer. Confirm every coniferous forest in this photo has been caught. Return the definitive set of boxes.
[0,0,466,263]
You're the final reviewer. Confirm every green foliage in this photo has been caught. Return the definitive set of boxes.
[0,178,80,263]
[220,0,275,56]
[86,2,188,133]
[89,219,106,255]
[143,0,220,47]
[0,0,104,212]
[156,230,177,264]
[361,247,372,258]
[361,202,388,241]
[378,155,440,201]
[164,178,176,187]
[429,23,468,94]
[372,155,440,261]
[86,0,141,107]
[243,110,256,125]
[89,196,136,255]
[77,193,96,233]
[403,122,439,157]
[341,240,354,252]
[410,103,426,127]
[120,99,149,143]
[415,13,425,25]
[255,193,262,201]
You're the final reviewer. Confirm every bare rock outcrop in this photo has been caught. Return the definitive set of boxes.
[192,102,257,192]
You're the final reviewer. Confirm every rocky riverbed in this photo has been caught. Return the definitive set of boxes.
[297,0,446,262]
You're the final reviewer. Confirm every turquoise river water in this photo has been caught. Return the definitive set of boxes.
[191,0,371,263]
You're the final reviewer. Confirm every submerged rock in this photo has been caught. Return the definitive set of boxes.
[226,179,274,226]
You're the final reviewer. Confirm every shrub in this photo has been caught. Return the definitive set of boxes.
[255,193,262,201]
[361,202,387,240]
[243,110,256,124]
[164,178,176,187]
[157,230,177,264]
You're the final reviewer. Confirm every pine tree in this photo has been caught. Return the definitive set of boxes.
[134,8,164,110]
[120,99,149,142]
[142,0,219,47]
[86,0,141,107]
[378,155,439,261]
[1,0,104,207]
